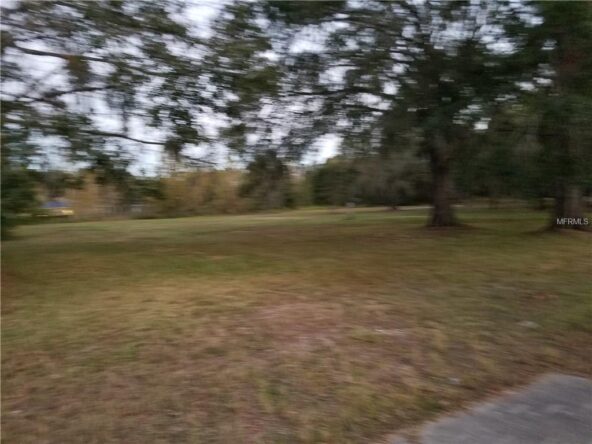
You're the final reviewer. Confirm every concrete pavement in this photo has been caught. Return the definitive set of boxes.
[392,374,592,444]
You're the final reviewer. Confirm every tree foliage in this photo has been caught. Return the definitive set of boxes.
[2,0,591,233]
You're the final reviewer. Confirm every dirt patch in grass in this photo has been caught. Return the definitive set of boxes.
[254,302,345,353]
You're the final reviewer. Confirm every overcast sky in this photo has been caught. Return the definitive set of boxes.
[3,0,339,175]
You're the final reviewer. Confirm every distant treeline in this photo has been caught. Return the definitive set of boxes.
[27,150,426,221]
[24,143,586,223]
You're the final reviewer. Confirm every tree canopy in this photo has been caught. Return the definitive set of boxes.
[2,0,591,233]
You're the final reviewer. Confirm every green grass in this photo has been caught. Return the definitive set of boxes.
[2,207,591,443]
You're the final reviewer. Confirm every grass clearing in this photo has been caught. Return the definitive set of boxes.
[2,207,591,443]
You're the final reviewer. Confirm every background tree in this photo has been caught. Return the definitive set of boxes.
[531,2,592,229]
[309,150,428,207]
[454,104,540,208]
[240,150,295,210]
[1,0,216,232]
[0,167,37,238]
[309,156,358,206]
[212,1,529,226]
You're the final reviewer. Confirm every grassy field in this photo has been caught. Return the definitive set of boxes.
[2,208,591,443]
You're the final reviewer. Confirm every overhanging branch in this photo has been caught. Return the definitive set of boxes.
[23,86,114,103]
[83,130,216,165]
[81,130,166,146]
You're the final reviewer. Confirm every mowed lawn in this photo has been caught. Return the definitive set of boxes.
[2,208,591,443]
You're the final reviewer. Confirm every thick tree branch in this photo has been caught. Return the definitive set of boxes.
[82,130,216,165]
[340,103,391,113]
[81,130,165,146]
[283,86,396,101]
[14,45,106,63]
[12,45,171,78]
[23,86,114,103]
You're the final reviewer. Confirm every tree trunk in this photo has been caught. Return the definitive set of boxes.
[550,183,588,230]
[545,33,588,231]
[428,146,458,227]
